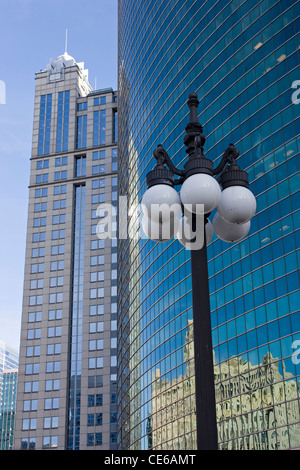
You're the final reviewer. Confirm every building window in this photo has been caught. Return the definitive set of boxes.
[53,184,67,195]
[56,91,70,153]
[42,436,58,449]
[77,115,87,149]
[92,178,105,190]
[25,363,39,375]
[34,202,47,212]
[52,214,65,224]
[93,150,105,160]
[112,148,118,171]
[36,173,48,184]
[36,159,49,169]
[45,379,60,391]
[51,245,64,255]
[28,311,42,323]
[30,279,43,290]
[113,110,117,142]
[21,438,36,450]
[46,361,60,373]
[77,102,87,111]
[75,156,86,177]
[88,357,103,369]
[53,198,66,210]
[38,94,52,156]
[94,96,106,106]
[90,271,104,282]
[32,231,46,242]
[24,381,39,393]
[48,309,62,321]
[93,110,106,146]
[92,164,105,175]
[31,247,45,258]
[47,326,62,337]
[47,343,61,355]
[50,276,64,287]
[88,394,103,407]
[29,295,43,306]
[35,187,48,197]
[89,322,104,333]
[55,156,68,166]
[88,413,102,426]
[52,229,65,240]
[49,293,63,304]
[22,418,37,431]
[54,170,67,181]
[89,305,104,316]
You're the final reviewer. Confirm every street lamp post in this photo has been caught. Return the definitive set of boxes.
[141,93,256,450]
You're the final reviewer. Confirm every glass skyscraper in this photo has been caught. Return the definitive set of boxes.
[117,0,300,450]
[0,370,18,450]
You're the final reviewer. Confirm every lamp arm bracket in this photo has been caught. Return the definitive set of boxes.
[153,145,185,177]
[213,143,240,176]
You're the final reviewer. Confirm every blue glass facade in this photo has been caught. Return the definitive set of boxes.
[93,110,106,146]
[118,0,300,450]
[68,184,86,450]
[38,94,52,155]
[76,114,87,149]
[0,371,18,450]
[56,90,70,153]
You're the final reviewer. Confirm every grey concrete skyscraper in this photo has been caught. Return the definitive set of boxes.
[14,52,118,450]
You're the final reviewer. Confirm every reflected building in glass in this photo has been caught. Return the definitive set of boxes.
[117,0,300,450]
[14,52,118,450]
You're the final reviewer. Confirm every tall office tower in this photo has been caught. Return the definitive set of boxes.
[14,52,118,450]
[0,369,18,450]
[118,0,300,450]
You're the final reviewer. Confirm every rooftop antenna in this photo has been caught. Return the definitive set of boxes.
[65,29,68,53]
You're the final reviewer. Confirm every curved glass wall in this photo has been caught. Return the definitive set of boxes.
[118,0,300,450]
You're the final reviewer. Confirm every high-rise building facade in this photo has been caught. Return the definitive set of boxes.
[0,342,19,404]
[14,52,118,450]
[117,0,300,450]
[0,369,18,450]
[0,342,18,450]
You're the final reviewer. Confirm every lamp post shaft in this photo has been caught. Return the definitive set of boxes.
[190,234,218,450]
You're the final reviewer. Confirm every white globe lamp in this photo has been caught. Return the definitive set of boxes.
[141,183,181,223]
[218,185,256,224]
[180,173,221,215]
[213,212,250,243]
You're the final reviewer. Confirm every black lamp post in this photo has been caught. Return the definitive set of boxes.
[141,93,256,450]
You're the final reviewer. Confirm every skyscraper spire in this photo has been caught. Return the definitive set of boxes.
[65,28,68,54]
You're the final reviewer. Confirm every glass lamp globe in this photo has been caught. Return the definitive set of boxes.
[142,214,179,242]
[141,184,181,222]
[213,212,250,243]
[217,185,256,224]
[180,173,221,214]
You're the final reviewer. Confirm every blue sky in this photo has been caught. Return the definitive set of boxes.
[0,0,118,351]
